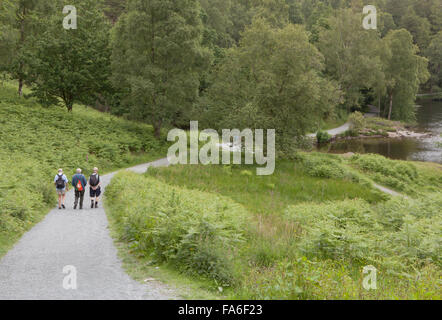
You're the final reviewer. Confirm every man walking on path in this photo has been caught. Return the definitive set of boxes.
[72,168,87,210]
[54,169,68,210]
[89,167,101,208]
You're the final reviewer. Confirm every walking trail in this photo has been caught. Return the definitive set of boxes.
[307,122,350,138]
[0,158,176,300]
[0,150,405,299]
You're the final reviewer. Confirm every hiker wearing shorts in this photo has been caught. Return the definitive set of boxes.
[71,168,87,210]
[54,169,68,210]
[89,167,101,208]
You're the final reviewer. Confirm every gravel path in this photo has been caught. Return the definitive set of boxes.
[0,158,176,300]
[307,122,350,138]
[373,183,407,198]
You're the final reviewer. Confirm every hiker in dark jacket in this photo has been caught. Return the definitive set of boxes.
[71,168,87,210]
[88,167,101,209]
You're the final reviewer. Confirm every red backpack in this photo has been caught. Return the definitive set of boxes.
[76,179,83,191]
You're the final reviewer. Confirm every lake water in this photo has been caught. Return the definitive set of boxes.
[321,100,442,164]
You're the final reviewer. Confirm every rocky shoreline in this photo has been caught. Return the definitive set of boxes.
[322,128,434,143]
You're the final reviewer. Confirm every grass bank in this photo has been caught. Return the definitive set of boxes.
[105,152,441,299]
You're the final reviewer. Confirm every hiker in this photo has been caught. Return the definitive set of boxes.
[89,167,101,208]
[71,168,87,210]
[54,169,68,210]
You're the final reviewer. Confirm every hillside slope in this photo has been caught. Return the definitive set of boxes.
[0,83,168,257]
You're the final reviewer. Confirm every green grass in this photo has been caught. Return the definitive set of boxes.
[349,153,442,195]
[146,159,383,216]
[364,117,403,133]
[105,151,441,299]
[0,82,169,258]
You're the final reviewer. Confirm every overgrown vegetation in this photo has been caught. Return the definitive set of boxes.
[350,153,442,194]
[106,151,442,299]
[0,83,168,256]
[106,172,250,287]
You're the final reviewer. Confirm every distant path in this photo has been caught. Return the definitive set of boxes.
[307,122,350,138]
[0,158,175,300]
[372,183,407,198]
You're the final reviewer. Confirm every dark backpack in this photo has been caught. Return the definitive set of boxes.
[56,174,65,189]
[90,174,99,187]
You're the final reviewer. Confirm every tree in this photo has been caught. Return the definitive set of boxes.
[425,31,442,91]
[0,0,38,96]
[203,19,341,148]
[318,9,384,111]
[399,7,431,50]
[379,11,396,37]
[103,0,127,24]
[199,0,234,50]
[26,0,112,111]
[382,29,430,120]
[111,0,211,138]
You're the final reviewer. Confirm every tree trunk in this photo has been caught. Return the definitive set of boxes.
[387,93,393,120]
[18,6,26,97]
[18,78,23,97]
[154,119,162,139]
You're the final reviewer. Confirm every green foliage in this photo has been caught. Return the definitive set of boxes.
[110,151,441,299]
[105,171,250,286]
[318,9,383,111]
[25,0,112,111]
[285,194,441,272]
[348,111,366,133]
[202,19,341,149]
[382,29,430,121]
[0,83,168,256]
[425,31,442,91]
[350,153,442,194]
[146,157,383,216]
[111,0,212,137]
[316,130,331,144]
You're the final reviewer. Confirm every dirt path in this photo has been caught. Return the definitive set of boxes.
[307,122,350,138]
[0,159,176,300]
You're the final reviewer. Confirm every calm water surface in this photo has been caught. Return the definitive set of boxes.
[322,100,442,163]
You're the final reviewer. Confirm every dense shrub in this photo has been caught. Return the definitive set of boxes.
[105,172,250,286]
[284,194,442,272]
[348,111,366,133]
[295,153,373,188]
[316,130,332,144]
[350,154,421,193]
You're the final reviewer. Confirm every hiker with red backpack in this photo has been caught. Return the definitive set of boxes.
[71,168,87,210]
[54,169,69,210]
[89,167,101,208]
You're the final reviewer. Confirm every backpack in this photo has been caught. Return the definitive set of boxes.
[76,178,84,192]
[56,174,65,189]
[90,174,99,187]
